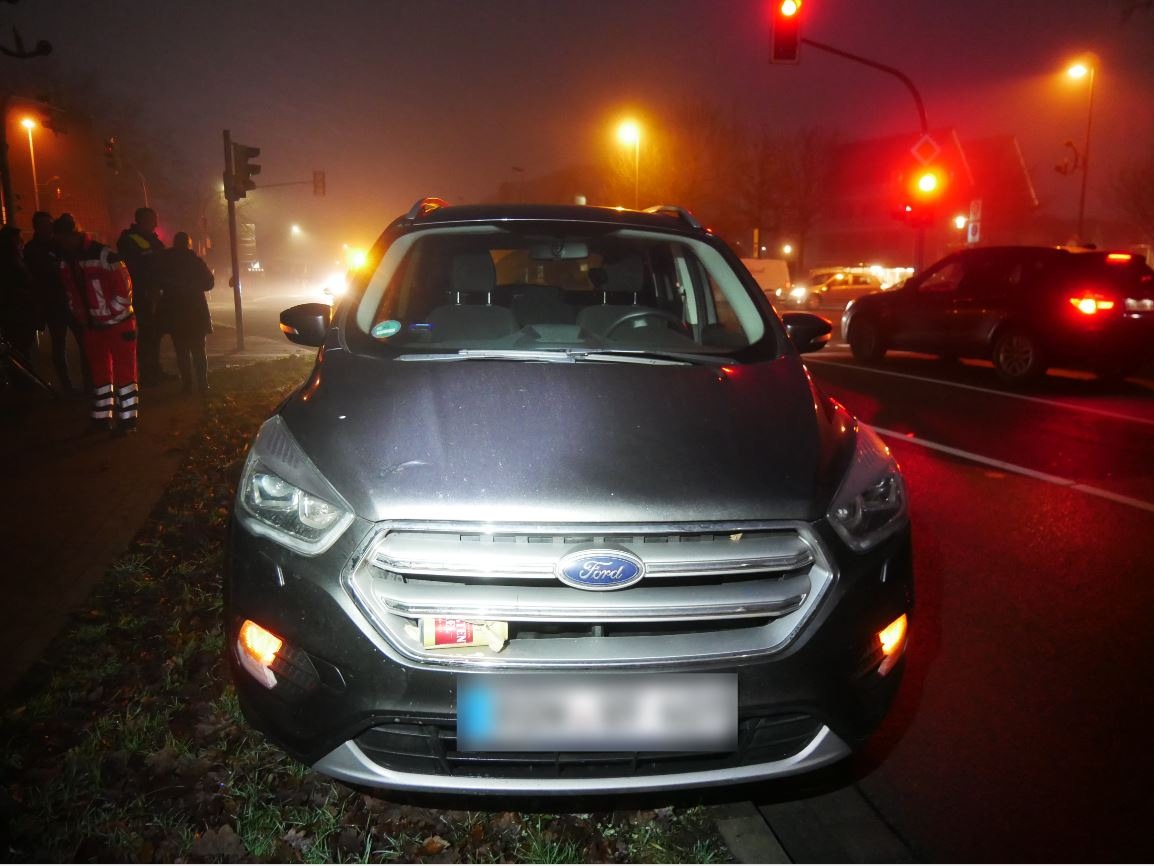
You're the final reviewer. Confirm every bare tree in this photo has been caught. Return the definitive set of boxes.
[776,128,840,272]
[604,99,742,218]
[599,100,837,269]
[8,58,201,232]
[1112,151,1154,243]
[0,0,51,59]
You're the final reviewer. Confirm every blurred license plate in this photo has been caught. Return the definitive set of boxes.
[457,673,737,752]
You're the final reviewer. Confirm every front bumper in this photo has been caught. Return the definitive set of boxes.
[311,724,852,794]
[225,518,913,794]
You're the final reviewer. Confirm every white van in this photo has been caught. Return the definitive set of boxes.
[740,258,792,303]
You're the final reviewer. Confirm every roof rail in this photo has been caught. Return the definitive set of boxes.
[403,197,449,221]
[643,205,702,230]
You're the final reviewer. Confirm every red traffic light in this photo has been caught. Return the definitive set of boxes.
[771,0,802,63]
[915,171,940,195]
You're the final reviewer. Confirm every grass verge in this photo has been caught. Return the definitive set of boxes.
[0,355,730,863]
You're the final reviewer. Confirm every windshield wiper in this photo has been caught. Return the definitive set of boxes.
[394,348,735,367]
[395,349,579,363]
[571,349,735,367]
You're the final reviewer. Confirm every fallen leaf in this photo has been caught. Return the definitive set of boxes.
[282,827,310,851]
[190,824,247,861]
[420,835,450,856]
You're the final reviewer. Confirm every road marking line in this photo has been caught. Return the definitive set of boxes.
[870,425,1154,515]
[806,358,1154,427]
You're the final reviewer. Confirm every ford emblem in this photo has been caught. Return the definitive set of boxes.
[555,549,646,591]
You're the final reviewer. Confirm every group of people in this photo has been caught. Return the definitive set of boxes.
[0,207,215,434]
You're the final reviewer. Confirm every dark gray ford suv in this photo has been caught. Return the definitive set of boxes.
[226,200,913,794]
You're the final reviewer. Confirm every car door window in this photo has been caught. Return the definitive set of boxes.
[917,260,964,294]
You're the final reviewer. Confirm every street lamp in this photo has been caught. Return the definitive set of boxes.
[616,119,641,209]
[1066,56,1098,243]
[20,117,40,212]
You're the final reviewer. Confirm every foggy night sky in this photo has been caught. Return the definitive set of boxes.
[8,0,1154,249]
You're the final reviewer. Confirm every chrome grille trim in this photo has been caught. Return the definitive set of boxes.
[368,529,814,580]
[342,520,836,670]
[371,574,809,621]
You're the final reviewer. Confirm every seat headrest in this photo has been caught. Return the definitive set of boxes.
[451,252,496,294]
[601,255,644,294]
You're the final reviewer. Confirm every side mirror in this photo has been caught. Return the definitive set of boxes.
[280,303,331,347]
[781,312,832,354]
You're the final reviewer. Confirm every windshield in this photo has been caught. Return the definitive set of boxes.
[347,224,773,359]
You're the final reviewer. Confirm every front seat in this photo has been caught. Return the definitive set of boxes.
[577,255,651,337]
[426,251,518,341]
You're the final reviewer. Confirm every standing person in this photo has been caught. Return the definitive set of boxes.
[55,214,140,434]
[0,225,43,382]
[24,211,88,392]
[116,206,168,386]
[155,232,214,394]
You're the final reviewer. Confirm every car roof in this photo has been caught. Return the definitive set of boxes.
[957,245,1127,258]
[397,202,706,235]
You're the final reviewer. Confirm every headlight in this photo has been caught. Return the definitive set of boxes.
[827,423,907,552]
[789,286,809,300]
[237,416,354,555]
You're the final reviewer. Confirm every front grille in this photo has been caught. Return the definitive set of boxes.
[346,522,834,668]
[354,712,822,779]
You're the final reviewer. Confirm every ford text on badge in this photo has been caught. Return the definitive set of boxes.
[555,549,646,591]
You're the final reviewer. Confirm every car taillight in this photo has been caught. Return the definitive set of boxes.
[1106,253,1133,263]
[1069,293,1116,315]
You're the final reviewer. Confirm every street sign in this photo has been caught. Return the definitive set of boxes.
[967,198,981,244]
[910,134,940,165]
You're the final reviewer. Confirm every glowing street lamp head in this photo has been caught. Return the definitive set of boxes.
[953,215,968,231]
[780,0,800,16]
[616,119,641,147]
[916,171,939,194]
[290,224,302,236]
[20,117,36,131]
[1067,62,1090,80]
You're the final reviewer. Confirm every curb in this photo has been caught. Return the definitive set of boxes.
[713,802,791,863]
[715,784,918,864]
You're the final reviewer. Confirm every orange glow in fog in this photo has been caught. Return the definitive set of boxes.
[240,620,283,666]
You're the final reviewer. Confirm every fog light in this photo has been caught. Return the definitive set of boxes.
[238,619,283,689]
[877,613,908,676]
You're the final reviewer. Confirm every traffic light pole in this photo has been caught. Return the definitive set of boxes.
[800,38,930,269]
[800,38,927,134]
[223,128,245,351]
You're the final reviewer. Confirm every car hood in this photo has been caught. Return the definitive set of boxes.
[279,349,852,524]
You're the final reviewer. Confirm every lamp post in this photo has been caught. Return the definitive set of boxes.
[616,119,641,209]
[1066,57,1097,243]
[20,117,39,212]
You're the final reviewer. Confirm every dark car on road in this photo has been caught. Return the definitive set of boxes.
[226,200,913,794]
[841,245,1154,384]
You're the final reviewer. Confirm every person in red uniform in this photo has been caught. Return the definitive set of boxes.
[54,214,140,434]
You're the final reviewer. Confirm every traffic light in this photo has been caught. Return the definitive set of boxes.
[313,170,326,197]
[231,142,261,199]
[895,166,947,227]
[103,137,121,173]
[771,0,802,63]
